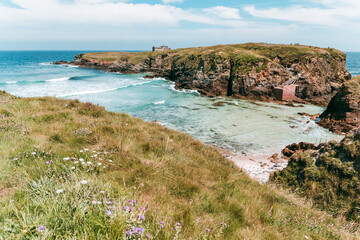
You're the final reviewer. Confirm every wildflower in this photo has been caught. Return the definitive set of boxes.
[80,180,88,185]
[63,157,70,161]
[100,191,105,194]
[139,215,145,221]
[56,189,63,194]
[71,167,75,169]
[97,201,102,204]
[126,230,133,236]
[38,225,45,231]
[80,150,83,153]
[87,161,92,164]
[84,148,89,151]
[159,222,164,228]
[105,210,112,216]
[92,200,97,204]
[175,223,181,226]
[305,236,309,240]
[109,160,113,162]
[74,161,78,164]
[79,158,84,162]
[31,152,36,155]
[136,227,144,234]
[98,163,102,166]
[123,206,128,211]
[46,161,53,164]
[106,201,113,205]
[206,229,210,232]
[81,162,85,165]
[93,150,96,153]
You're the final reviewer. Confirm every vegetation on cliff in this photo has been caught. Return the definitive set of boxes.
[0,91,358,239]
[271,129,360,223]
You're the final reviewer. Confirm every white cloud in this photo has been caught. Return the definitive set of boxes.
[244,0,360,26]
[162,0,183,4]
[0,0,241,27]
[203,6,241,20]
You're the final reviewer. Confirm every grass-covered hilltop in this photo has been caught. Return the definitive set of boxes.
[0,90,359,239]
[60,43,351,105]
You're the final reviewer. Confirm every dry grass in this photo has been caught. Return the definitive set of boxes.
[0,91,358,239]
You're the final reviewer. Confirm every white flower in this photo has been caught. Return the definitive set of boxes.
[56,189,64,194]
[97,201,102,204]
[63,157,70,161]
[74,161,79,164]
[93,151,96,153]
[80,180,88,185]
[31,152,36,155]
[109,160,113,162]
[81,162,85,165]
[79,158,84,162]
[84,148,89,151]
[98,163,102,166]
[71,167,75,169]
[103,166,106,168]
[92,200,97,204]
[79,150,84,153]
[87,161,92,164]
[100,191,105,194]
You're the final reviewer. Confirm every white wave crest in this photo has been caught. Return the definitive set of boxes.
[154,100,165,105]
[168,83,200,94]
[39,62,52,66]
[46,77,71,82]
[57,88,119,97]
[6,81,17,84]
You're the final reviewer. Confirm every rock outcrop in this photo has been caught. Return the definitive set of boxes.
[317,75,360,133]
[57,43,351,104]
[272,129,360,222]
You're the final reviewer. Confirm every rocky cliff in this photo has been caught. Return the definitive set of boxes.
[271,128,360,222]
[62,43,351,104]
[318,75,360,133]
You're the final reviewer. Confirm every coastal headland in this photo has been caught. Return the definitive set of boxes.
[57,43,351,106]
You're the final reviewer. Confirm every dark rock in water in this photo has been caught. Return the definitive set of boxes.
[53,60,69,65]
[144,74,156,79]
[317,75,360,133]
[64,43,351,105]
[213,101,226,107]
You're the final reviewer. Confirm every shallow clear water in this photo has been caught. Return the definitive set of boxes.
[1,51,359,155]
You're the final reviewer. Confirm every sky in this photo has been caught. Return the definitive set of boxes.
[0,0,359,51]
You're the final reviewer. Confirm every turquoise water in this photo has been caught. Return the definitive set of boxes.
[1,51,359,155]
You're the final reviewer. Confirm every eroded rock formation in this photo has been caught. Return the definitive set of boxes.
[56,43,351,104]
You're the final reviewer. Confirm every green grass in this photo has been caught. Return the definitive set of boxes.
[0,90,358,239]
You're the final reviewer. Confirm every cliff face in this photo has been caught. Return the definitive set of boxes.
[271,129,360,222]
[318,75,360,133]
[67,43,351,104]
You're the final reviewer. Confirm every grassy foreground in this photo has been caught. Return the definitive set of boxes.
[0,91,358,239]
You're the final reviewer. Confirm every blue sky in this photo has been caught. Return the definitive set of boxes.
[0,0,359,51]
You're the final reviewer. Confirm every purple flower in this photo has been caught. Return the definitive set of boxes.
[129,207,133,212]
[175,222,181,226]
[159,221,164,228]
[38,225,45,231]
[106,201,113,205]
[139,215,145,221]
[126,230,133,236]
[123,206,127,211]
[206,228,210,232]
[136,227,144,234]
[105,210,112,216]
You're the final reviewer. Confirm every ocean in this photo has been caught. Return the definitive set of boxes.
[1,51,359,155]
